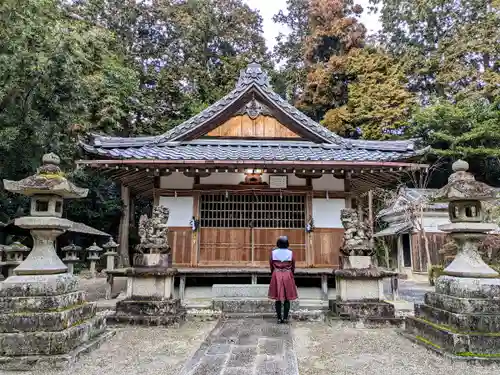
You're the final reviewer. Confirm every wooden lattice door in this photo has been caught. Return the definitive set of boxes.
[198,192,307,265]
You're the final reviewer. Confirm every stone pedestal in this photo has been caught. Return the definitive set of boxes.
[402,160,500,362]
[0,153,115,370]
[0,273,114,370]
[332,256,400,324]
[111,264,185,326]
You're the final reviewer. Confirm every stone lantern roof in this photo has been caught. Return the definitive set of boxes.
[3,153,88,198]
[433,160,498,202]
[61,243,82,252]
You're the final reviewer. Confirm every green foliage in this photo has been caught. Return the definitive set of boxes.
[410,97,500,184]
[371,0,500,102]
[322,48,416,139]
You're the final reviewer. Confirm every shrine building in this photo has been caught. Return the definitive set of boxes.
[78,62,427,278]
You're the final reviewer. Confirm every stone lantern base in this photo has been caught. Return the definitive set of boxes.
[403,275,500,362]
[332,256,400,325]
[0,273,115,371]
[109,265,185,326]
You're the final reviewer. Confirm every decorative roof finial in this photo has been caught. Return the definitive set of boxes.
[237,56,269,88]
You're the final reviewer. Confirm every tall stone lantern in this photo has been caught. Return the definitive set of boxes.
[0,153,114,370]
[404,160,500,361]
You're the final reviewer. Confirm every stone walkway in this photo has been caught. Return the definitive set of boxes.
[177,317,299,375]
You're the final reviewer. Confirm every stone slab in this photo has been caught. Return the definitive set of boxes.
[108,313,186,327]
[336,277,384,301]
[0,314,106,356]
[416,303,500,333]
[0,329,115,371]
[332,300,396,318]
[399,330,500,365]
[126,273,174,299]
[0,302,96,332]
[405,315,500,355]
[115,298,183,316]
[435,275,500,299]
[177,318,298,375]
[212,284,269,298]
[0,291,86,313]
[213,298,299,314]
[425,291,500,314]
[0,273,79,297]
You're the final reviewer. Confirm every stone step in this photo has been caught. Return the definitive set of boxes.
[405,315,500,355]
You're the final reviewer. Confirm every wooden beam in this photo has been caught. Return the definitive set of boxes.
[118,185,131,267]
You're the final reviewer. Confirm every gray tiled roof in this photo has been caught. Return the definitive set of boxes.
[81,62,425,162]
[80,139,422,162]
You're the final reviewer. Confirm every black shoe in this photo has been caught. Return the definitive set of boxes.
[283,319,289,324]
[277,318,284,324]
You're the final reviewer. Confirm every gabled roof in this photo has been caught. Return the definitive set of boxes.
[80,62,426,163]
[377,188,449,220]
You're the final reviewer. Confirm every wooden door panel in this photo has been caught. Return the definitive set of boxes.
[253,229,306,264]
[199,228,251,264]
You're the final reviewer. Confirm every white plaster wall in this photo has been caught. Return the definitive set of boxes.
[312,174,344,191]
[312,198,345,228]
[160,173,193,189]
[200,173,306,186]
[158,196,194,227]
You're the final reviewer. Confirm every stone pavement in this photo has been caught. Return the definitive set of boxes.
[177,317,299,375]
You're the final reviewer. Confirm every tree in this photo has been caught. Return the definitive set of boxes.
[272,0,310,102]
[298,0,366,122]
[410,97,500,185]
[0,0,135,223]
[322,47,416,139]
[371,0,500,102]
[72,0,269,135]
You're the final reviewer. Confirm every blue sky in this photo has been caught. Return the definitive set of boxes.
[244,0,382,51]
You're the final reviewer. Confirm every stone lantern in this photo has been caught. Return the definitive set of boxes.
[86,242,103,277]
[404,160,500,361]
[2,242,31,276]
[102,237,118,271]
[0,153,114,370]
[61,242,82,274]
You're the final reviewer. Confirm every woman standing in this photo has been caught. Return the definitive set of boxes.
[268,236,298,323]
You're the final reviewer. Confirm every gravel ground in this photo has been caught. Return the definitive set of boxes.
[3,321,217,375]
[293,320,500,375]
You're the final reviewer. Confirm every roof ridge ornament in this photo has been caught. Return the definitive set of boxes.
[237,60,270,88]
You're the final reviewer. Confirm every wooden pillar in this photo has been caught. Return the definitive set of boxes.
[368,190,374,249]
[305,191,313,266]
[191,192,200,266]
[344,172,352,208]
[153,176,160,206]
[118,185,131,267]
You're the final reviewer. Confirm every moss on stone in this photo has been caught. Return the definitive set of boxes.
[12,302,87,315]
[456,352,500,358]
[415,335,441,349]
[416,317,500,337]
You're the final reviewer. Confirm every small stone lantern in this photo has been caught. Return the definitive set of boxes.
[2,242,31,277]
[61,242,82,274]
[86,242,103,277]
[404,160,500,359]
[102,237,119,271]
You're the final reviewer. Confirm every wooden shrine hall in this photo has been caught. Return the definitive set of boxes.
[78,62,427,278]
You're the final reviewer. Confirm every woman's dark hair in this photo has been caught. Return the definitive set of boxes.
[276,236,289,249]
